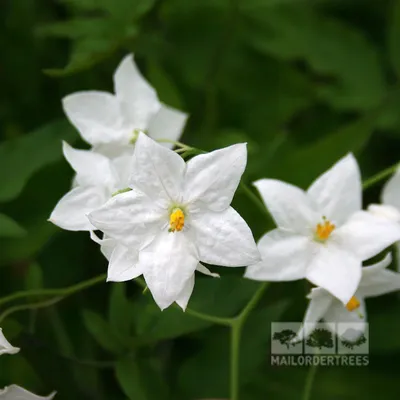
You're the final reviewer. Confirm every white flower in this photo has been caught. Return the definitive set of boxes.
[49,142,130,231]
[88,133,260,310]
[62,54,188,155]
[0,385,56,399]
[0,329,19,356]
[297,253,400,341]
[245,154,400,304]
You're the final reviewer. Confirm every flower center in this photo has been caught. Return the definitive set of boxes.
[315,217,335,242]
[169,208,185,232]
[346,296,360,312]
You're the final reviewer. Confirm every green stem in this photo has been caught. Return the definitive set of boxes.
[302,359,318,400]
[229,283,269,400]
[156,138,192,151]
[185,307,233,326]
[0,273,106,308]
[0,296,64,324]
[363,161,400,190]
[230,321,242,400]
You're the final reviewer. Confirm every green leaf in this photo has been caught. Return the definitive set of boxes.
[0,214,26,238]
[109,283,132,340]
[268,114,375,187]
[388,0,400,78]
[82,309,124,354]
[115,357,168,400]
[243,5,386,111]
[0,120,76,202]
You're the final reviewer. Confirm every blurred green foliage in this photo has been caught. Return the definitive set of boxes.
[1,0,400,398]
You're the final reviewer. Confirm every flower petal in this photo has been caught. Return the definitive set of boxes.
[307,153,362,224]
[0,329,19,356]
[0,385,56,399]
[306,243,361,304]
[147,104,188,147]
[196,263,220,278]
[183,143,247,212]
[296,288,334,340]
[113,54,160,129]
[324,298,367,341]
[175,274,195,311]
[129,133,186,203]
[253,179,316,234]
[382,168,400,210]
[107,244,142,282]
[139,231,198,310]
[50,186,108,231]
[244,229,311,281]
[367,204,400,222]
[190,206,259,267]
[89,231,116,260]
[88,189,164,249]
[337,211,400,261]
[62,91,125,146]
[62,142,117,188]
[359,253,400,297]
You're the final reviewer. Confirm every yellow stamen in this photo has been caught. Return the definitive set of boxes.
[315,218,335,241]
[346,296,361,312]
[169,208,185,232]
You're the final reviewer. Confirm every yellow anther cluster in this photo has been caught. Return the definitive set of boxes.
[346,296,360,312]
[315,218,335,241]
[169,208,185,232]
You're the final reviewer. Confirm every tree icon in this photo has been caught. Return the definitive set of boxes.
[340,328,367,350]
[306,328,334,349]
[272,329,298,349]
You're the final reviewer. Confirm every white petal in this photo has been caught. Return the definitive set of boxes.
[129,133,186,203]
[382,168,400,210]
[62,142,117,188]
[62,91,125,146]
[359,253,400,297]
[49,186,108,231]
[244,229,310,281]
[139,231,198,310]
[88,189,164,249]
[306,243,361,304]
[189,207,259,267]
[367,203,400,222]
[113,54,160,129]
[253,179,316,234]
[175,274,195,311]
[0,385,56,399]
[296,288,334,340]
[107,244,142,282]
[148,103,188,147]
[0,329,19,356]
[89,231,116,261]
[196,263,220,278]
[337,211,400,261]
[183,143,247,212]
[307,153,361,224]
[324,297,367,340]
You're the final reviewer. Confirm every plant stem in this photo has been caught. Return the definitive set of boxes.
[230,321,242,400]
[302,360,318,400]
[0,273,106,307]
[363,161,400,190]
[237,282,269,321]
[185,308,233,326]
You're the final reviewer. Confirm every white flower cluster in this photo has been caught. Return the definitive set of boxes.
[47,54,400,342]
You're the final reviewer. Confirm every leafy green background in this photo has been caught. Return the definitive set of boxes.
[1,0,400,398]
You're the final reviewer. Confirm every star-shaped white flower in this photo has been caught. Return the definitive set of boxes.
[88,133,260,310]
[62,54,188,156]
[297,253,400,341]
[0,385,56,399]
[0,328,19,356]
[49,142,130,231]
[245,154,400,304]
